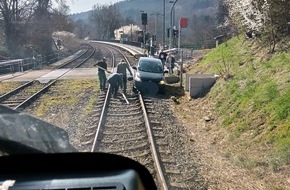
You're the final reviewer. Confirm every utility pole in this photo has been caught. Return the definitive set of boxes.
[129,17,133,41]
[141,12,148,52]
[143,25,146,46]
[169,1,176,27]
[151,12,161,44]
[163,0,165,48]
[178,19,181,51]
[130,23,133,41]
[169,0,179,49]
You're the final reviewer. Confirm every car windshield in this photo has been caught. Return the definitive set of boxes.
[138,60,163,73]
[0,0,290,189]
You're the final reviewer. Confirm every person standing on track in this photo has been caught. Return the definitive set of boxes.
[116,59,133,94]
[93,57,108,91]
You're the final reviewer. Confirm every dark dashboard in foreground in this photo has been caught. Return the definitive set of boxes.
[0,153,157,190]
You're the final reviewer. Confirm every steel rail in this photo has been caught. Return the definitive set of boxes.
[0,81,34,102]
[74,44,95,68]
[107,45,131,63]
[139,93,168,190]
[55,49,86,69]
[14,80,57,110]
[104,45,135,76]
[91,47,115,152]
[48,44,95,79]
[5,44,96,111]
[91,43,169,190]
[57,44,95,69]
[77,44,95,63]
[110,44,169,190]
[94,41,143,58]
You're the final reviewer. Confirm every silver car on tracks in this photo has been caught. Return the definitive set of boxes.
[132,57,164,95]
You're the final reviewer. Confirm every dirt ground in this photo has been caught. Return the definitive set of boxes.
[170,81,290,190]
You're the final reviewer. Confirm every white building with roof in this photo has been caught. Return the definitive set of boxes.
[114,25,141,41]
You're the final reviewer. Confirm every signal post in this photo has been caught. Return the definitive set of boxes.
[178,17,188,87]
[141,12,147,54]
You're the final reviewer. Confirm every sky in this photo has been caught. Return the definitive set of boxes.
[65,0,122,14]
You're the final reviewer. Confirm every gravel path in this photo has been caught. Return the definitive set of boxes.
[147,95,207,189]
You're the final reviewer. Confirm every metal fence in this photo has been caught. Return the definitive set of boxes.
[0,52,69,75]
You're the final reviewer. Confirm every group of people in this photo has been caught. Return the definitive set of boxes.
[93,57,133,98]
[158,50,177,74]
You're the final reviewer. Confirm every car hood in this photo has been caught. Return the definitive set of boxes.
[138,70,164,82]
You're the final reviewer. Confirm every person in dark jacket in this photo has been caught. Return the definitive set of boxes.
[93,57,108,91]
[170,56,176,74]
[117,59,133,94]
[158,50,167,70]
[107,73,123,98]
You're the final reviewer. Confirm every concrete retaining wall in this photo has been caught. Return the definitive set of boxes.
[186,74,216,98]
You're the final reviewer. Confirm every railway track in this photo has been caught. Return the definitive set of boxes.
[1,42,198,188]
[0,44,95,82]
[86,43,198,189]
[145,97,199,189]
[0,81,52,110]
[89,92,192,189]
[86,43,169,189]
[92,92,169,189]
[58,44,95,69]
[0,43,95,111]
[0,42,197,189]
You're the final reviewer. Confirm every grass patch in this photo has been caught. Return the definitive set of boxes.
[34,79,99,117]
[85,92,99,113]
[189,35,290,167]
[232,154,261,169]
[272,87,290,121]
[265,186,286,190]
[0,82,22,96]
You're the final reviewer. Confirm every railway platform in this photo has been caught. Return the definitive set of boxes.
[0,50,100,83]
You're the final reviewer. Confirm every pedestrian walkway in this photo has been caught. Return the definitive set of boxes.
[0,50,84,83]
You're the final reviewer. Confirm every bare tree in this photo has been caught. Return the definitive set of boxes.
[252,0,290,52]
[51,2,74,32]
[189,14,217,49]
[73,19,92,39]
[26,0,52,58]
[224,0,290,52]
[90,4,123,40]
[0,0,37,56]
[0,0,71,58]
